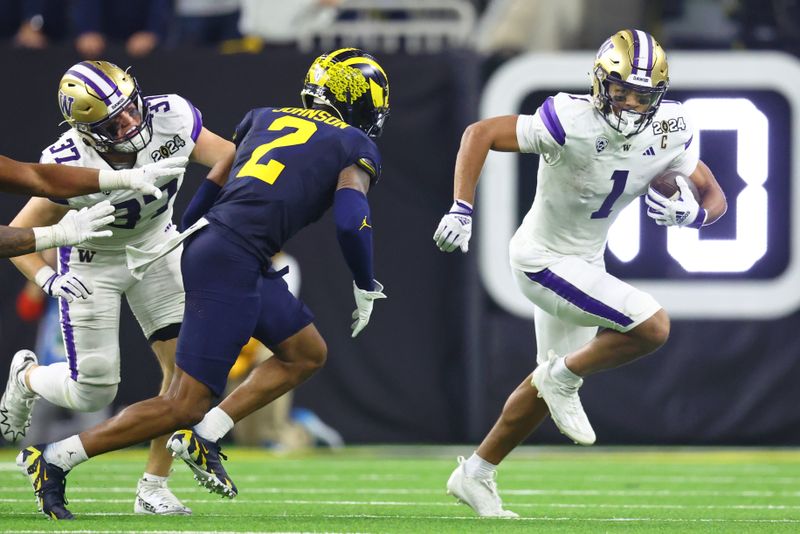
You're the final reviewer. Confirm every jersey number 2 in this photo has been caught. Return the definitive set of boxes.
[236,116,318,184]
[590,170,629,219]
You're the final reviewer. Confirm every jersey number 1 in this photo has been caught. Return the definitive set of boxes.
[590,170,629,219]
[236,116,318,184]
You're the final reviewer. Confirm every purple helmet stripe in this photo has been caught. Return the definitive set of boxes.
[525,269,634,328]
[540,96,566,146]
[646,33,654,71]
[81,62,123,98]
[58,246,79,381]
[67,69,112,105]
[184,97,203,142]
[632,30,641,74]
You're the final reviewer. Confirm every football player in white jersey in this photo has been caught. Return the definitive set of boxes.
[0,155,188,258]
[434,29,728,517]
[1,60,234,516]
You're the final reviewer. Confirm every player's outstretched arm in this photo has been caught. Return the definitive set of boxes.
[0,155,101,197]
[434,116,520,253]
[0,204,113,258]
[8,197,111,300]
[335,164,386,337]
[0,155,187,198]
[0,226,36,258]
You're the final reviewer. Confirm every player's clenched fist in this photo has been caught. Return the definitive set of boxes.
[433,200,473,253]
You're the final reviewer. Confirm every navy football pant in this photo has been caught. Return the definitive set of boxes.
[175,225,314,397]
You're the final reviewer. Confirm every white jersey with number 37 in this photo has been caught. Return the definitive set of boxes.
[40,93,202,251]
[509,92,700,272]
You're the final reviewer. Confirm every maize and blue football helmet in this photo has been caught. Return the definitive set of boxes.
[58,60,152,153]
[300,48,390,138]
[592,29,669,136]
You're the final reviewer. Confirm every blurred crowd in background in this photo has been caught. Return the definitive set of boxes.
[0,0,798,60]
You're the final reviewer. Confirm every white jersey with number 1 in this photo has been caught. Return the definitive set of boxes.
[509,92,700,272]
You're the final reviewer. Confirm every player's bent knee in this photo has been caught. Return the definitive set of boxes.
[307,339,328,370]
[77,354,115,382]
[640,309,671,349]
[69,382,118,412]
[298,338,327,378]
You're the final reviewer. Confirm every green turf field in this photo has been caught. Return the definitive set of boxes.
[1,445,799,533]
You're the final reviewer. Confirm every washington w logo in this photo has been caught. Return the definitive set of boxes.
[59,92,74,117]
[78,249,96,263]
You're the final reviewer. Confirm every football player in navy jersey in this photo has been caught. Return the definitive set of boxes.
[17,48,390,518]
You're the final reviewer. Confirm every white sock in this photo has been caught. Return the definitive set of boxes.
[552,356,582,386]
[464,452,497,480]
[142,472,168,483]
[43,435,88,472]
[27,362,73,405]
[193,407,234,442]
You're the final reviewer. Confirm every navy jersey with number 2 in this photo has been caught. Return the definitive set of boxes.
[175,106,382,397]
[205,106,382,264]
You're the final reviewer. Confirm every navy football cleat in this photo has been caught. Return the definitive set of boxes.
[168,429,237,498]
[17,444,74,520]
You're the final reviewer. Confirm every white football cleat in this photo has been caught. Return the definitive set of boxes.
[134,476,192,515]
[0,350,39,443]
[532,351,596,446]
[446,456,519,518]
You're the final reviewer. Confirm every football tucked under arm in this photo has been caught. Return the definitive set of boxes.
[649,170,700,201]
[645,171,705,228]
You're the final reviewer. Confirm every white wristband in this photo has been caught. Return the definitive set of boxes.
[32,225,64,251]
[34,265,57,288]
[98,168,128,191]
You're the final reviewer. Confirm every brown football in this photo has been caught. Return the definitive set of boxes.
[649,171,700,201]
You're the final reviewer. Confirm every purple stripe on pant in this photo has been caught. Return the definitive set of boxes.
[58,246,79,380]
[540,96,566,146]
[525,268,633,328]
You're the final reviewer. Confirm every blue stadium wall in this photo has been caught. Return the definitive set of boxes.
[0,46,798,446]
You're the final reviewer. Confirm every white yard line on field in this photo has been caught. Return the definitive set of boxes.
[3,496,800,511]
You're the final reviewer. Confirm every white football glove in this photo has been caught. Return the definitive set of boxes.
[33,200,115,251]
[98,156,189,198]
[433,200,473,253]
[645,176,705,228]
[34,266,93,302]
[351,280,387,338]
